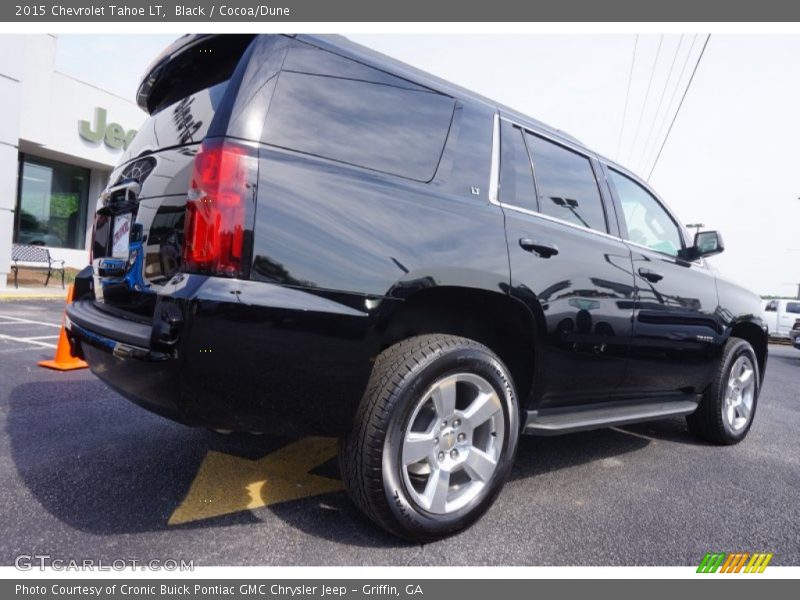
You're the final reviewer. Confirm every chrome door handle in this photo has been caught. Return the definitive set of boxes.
[519,238,559,258]
[638,268,664,283]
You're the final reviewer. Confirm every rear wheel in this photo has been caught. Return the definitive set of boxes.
[687,338,760,445]
[339,334,519,541]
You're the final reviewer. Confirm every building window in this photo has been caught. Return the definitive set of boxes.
[14,154,89,250]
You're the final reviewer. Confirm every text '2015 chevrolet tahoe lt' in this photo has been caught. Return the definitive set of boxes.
[66,34,768,541]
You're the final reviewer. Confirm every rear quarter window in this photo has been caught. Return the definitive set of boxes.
[262,47,455,182]
[786,302,800,314]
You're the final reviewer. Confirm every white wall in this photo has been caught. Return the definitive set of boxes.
[0,34,146,286]
[0,35,23,286]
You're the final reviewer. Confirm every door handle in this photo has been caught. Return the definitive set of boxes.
[519,238,559,258]
[638,267,664,283]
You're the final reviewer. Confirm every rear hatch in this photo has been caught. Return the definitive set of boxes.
[90,34,256,319]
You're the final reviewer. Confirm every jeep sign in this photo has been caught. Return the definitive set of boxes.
[79,107,137,150]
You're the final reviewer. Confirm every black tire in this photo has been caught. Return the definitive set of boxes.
[339,334,520,542]
[686,338,760,445]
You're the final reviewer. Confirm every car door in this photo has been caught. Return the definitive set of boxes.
[762,300,779,335]
[601,164,722,395]
[778,301,800,336]
[498,118,635,409]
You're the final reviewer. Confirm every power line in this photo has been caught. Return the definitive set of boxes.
[616,34,638,161]
[640,34,698,172]
[627,34,664,164]
[637,34,683,172]
[646,34,711,182]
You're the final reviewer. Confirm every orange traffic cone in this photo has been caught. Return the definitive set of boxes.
[39,284,88,371]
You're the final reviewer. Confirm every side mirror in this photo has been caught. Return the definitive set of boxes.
[690,230,724,259]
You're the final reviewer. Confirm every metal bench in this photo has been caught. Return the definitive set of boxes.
[10,244,65,289]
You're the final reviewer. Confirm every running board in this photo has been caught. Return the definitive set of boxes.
[523,397,699,436]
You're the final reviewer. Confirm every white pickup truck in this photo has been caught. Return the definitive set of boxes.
[762,298,800,338]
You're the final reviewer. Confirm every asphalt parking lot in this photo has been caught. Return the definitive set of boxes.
[0,299,798,566]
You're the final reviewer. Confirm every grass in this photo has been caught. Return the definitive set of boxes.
[11,267,81,288]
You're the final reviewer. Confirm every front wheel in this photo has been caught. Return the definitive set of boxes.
[339,334,520,542]
[687,338,760,445]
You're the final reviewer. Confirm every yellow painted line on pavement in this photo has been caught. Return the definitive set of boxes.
[169,436,344,525]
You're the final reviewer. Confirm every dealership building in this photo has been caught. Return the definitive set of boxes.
[0,35,145,288]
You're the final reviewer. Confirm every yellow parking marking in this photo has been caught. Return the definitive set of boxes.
[169,436,344,525]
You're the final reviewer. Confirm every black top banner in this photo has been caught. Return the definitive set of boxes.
[3,0,800,22]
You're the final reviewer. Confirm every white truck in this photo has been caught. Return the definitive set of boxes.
[762,298,800,338]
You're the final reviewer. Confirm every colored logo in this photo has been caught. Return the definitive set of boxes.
[697,552,773,573]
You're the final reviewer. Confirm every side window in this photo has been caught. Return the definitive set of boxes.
[524,133,607,232]
[499,121,536,211]
[262,56,455,182]
[607,169,683,257]
[765,301,777,312]
[786,302,800,314]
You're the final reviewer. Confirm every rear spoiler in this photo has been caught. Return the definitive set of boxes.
[135,34,217,114]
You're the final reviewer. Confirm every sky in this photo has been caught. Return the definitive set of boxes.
[55,33,800,297]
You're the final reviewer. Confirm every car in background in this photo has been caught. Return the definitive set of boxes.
[790,319,800,349]
[762,299,800,338]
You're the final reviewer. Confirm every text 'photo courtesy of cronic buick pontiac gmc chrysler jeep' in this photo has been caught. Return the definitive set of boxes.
[65,34,768,541]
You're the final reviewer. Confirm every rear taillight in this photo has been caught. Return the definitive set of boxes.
[183,138,257,278]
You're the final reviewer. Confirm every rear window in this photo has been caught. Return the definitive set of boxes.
[262,46,455,182]
[141,35,255,114]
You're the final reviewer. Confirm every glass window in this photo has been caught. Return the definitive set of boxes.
[765,301,777,312]
[262,70,455,182]
[282,43,427,92]
[786,302,800,314]
[499,121,536,210]
[14,155,89,250]
[524,133,607,232]
[608,169,683,257]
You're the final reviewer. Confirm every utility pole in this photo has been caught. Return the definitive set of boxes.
[686,223,705,236]
[790,250,800,299]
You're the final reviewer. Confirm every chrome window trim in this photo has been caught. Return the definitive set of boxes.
[498,201,623,244]
[499,115,588,157]
[488,112,500,206]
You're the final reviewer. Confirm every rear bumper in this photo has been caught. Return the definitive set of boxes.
[66,300,184,422]
[64,276,382,435]
[66,300,167,361]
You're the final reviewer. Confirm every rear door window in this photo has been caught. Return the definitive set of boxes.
[787,302,800,314]
[524,133,607,232]
[499,121,537,211]
[262,47,455,182]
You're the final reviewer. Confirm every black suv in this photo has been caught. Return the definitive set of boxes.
[67,34,768,541]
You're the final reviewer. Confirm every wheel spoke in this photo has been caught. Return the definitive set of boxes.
[736,399,751,421]
[738,367,753,387]
[423,467,450,513]
[726,404,736,426]
[403,432,435,465]
[463,448,497,483]
[431,379,457,420]
[463,391,502,430]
